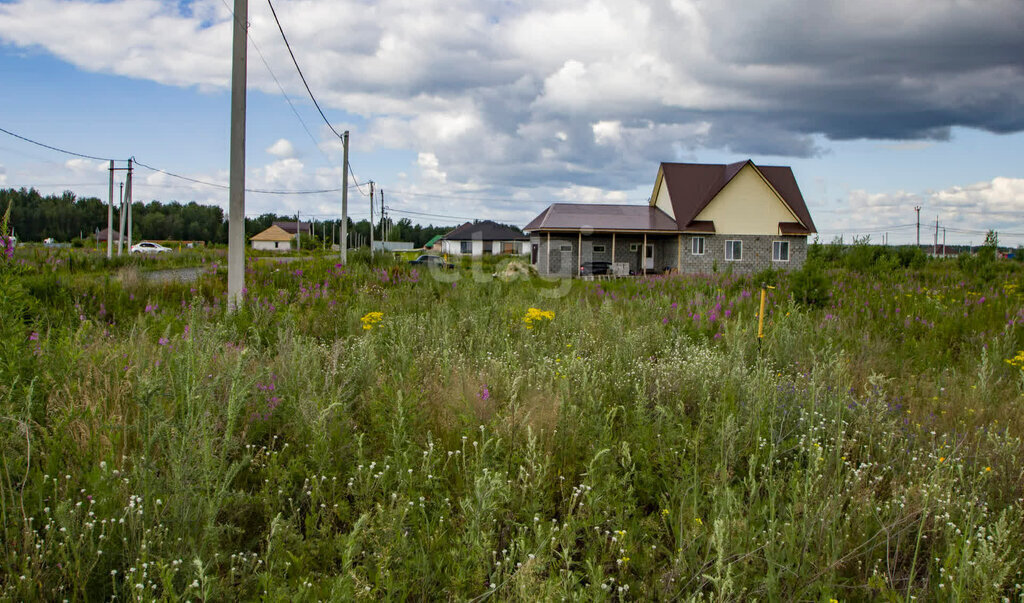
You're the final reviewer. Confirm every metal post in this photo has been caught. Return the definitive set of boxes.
[340,131,349,264]
[642,232,647,275]
[107,161,114,259]
[546,232,550,275]
[611,232,616,265]
[227,0,248,312]
[915,205,921,248]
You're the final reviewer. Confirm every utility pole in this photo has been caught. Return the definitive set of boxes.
[117,181,126,255]
[296,211,301,253]
[380,188,386,242]
[942,227,946,257]
[107,161,114,259]
[227,0,248,312]
[126,159,133,249]
[340,130,349,264]
[369,180,375,260]
[915,205,921,248]
[934,216,938,256]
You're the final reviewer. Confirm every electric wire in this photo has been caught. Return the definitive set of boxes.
[131,157,345,194]
[0,126,123,162]
[265,0,343,141]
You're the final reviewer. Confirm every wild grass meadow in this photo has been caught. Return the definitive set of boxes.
[1,237,1023,600]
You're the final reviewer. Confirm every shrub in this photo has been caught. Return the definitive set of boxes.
[789,261,829,308]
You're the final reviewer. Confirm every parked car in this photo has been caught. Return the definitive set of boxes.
[408,255,454,269]
[130,241,171,254]
[579,260,612,276]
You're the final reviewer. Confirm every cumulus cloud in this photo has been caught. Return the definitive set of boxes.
[1,0,1022,208]
[265,138,296,158]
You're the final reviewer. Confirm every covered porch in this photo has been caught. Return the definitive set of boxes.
[529,231,685,277]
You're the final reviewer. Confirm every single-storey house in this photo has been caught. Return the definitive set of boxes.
[95,228,123,244]
[423,234,444,250]
[524,160,817,276]
[250,225,294,251]
[439,220,529,256]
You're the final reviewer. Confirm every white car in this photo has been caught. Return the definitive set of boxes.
[130,241,172,254]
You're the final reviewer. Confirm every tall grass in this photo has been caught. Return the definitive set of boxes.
[1,252,1022,600]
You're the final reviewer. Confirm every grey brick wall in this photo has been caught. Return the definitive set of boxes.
[531,233,808,275]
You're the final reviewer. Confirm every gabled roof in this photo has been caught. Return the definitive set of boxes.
[424,234,444,248]
[524,204,678,232]
[250,225,294,242]
[657,161,816,233]
[443,220,528,241]
[272,221,313,235]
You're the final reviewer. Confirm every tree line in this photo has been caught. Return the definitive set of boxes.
[0,188,524,249]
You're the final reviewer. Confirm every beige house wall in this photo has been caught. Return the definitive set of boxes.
[694,164,800,235]
[651,169,675,220]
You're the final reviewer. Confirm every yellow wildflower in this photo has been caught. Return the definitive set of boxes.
[360,311,384,330]
[523,307,555,326]
[661,509,670,517]
[693,517,703,526]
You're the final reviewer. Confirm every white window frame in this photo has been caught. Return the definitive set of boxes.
[629,243,641,252]
[592,244,606,253]
[558,243,573,252]
[772,240,790,262]
[725,239,742,261]
[460,241,472,254]
[691,236,705,255]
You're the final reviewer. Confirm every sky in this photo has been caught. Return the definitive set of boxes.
[1,0,1023,245]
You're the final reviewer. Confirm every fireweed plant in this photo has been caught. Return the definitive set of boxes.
[0,248,1022,600]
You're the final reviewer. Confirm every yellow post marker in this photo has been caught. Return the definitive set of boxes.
[757,285,776,339]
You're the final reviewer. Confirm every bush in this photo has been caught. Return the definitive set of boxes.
[789,261,829,308]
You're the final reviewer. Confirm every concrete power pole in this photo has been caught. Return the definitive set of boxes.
[107,161,114,259]
[369,180,375,259]
[934,216,938,256]
[915,205,921,248]
[227,0,248,312]
[340,130,349,264]
[942,228,946,257]
[126,160,133,249]
[117,181,126,255]
[296,211,301,253]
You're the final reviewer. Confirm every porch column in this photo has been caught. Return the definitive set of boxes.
[546,232,551,275]
[643,232,647,275]
[677,234,682,273]
[577,231,582,277]
[611,232,616,264]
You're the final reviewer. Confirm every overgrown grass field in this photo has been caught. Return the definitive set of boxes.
[1,242,1023,601]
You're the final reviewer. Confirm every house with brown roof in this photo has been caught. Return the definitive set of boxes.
[440,220,529,256]
[524,160,817,276]
[250,225,294,251]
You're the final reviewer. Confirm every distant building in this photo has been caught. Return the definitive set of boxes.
[440,221,529,256]
[423,234,444,250]
[95,228,123,244]
[250,225,294,251]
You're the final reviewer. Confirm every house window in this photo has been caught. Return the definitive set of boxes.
[773,240,790,262]
[558,243,572,252]
[725,240,742,261]
[460,241,472,254]
[691,237,705,255]
[593,245,606,253]
[274,241,279,249]
[629,243,641,252]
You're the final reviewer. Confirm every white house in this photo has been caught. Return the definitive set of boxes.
[439,221,529,256]
[250,225,294,251]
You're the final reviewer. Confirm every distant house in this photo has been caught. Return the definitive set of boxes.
[372,241,415,252]
[250,225,294,251]
[95,228,123,244]
[440,221,529,256]
[524,160,817,276]
[272,221,314,237]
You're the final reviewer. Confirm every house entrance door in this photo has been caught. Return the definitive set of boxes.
[531,243,538,264]
[645,244,655,271]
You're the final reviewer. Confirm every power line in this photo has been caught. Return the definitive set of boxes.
[386,207,482,222]
[0,126,124,162]
[131,157,344,195]
[266,0,342,141]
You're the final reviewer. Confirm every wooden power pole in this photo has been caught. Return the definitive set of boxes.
[227,0,248,312]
